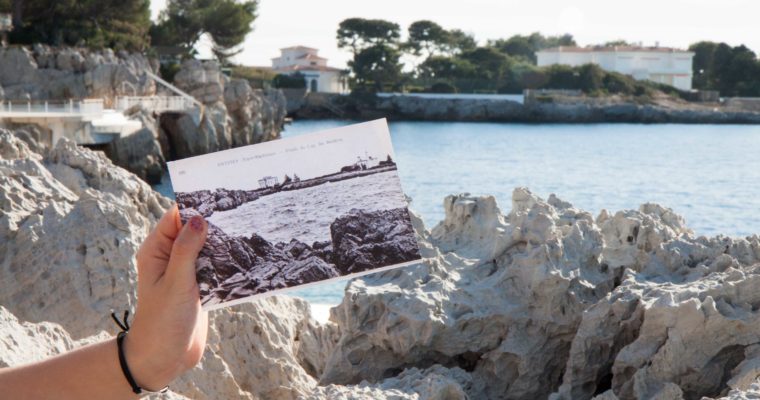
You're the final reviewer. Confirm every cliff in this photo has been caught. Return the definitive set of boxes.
[0,47,287,184]
[159,59,287,160]
[2,131,760,399]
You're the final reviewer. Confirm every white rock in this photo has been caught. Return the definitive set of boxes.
[0,131,170,338]
[323,188,760,400]
[173,296,339,400]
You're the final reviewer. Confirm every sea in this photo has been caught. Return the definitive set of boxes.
[207,171,408,244]
[153,120,760,316]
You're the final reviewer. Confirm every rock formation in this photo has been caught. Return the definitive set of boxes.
[183,206,420,307]
[0,45,155,105]
[290,92,760,124]
[160,59,286,160]
[0,129,170,338]
[320,190,760,400]
[4,131,760,399]
[331,208,420,275]
[0,47,287,184]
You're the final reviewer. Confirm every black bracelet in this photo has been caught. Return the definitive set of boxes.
[112,311,169,395]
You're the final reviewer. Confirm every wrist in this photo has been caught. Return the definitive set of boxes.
[122,330,181,392]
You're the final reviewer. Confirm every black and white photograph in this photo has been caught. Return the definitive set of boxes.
[168,119,422,310]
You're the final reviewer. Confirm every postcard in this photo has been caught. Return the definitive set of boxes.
[168,119,422,310]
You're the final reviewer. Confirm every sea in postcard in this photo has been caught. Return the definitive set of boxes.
[153,120,760,308]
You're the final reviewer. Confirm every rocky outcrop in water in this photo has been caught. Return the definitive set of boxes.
[183,207,338,306]
[331,208,420,275]
[174,166,400,219]
[291,92,760,124]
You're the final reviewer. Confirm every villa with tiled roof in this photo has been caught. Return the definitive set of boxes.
[272,46,347,93]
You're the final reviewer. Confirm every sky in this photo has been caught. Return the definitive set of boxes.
[150,0,760,69]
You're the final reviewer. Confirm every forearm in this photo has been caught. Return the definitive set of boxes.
[0,338,138,400]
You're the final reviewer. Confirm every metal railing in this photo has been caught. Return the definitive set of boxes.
[115,96,197,112]
[0,99,104,114]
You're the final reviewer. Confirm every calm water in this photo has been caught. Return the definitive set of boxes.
[207,171,407,244]
[155,120,760,305]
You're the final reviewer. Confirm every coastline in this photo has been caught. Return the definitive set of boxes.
[287,92,760,124]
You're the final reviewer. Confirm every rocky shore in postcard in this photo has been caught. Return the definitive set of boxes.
[183,206,419,307]
[0,46,287,183]
[4,131,760,399]
[291,92,760,124]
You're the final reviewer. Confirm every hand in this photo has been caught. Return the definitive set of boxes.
[125,205,209,391]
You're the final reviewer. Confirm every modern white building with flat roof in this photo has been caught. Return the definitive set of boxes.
[536,46,695,91]
[272,46,348,93]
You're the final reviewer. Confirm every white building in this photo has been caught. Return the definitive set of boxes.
[536,46,695,91]
[272,46,347,93]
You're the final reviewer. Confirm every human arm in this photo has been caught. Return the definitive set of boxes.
[0,206,208,399]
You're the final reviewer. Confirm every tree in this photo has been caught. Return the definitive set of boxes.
[151,0,258,61]
[604,39,632,47]
[459,47,511,81]
[689,41,718,89]
[406,20,449,58]
[272,73,306,89]
[418,56,476,81]
[489,36,534,62]
[489,32,575,64]
[337,18,402,91]
[690,41,760,96]
[336,18,400,56]
[349,44,402,91]
[445,29,477,55]
[10,0,151,50]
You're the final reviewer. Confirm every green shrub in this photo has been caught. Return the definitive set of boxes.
[428,82,457,93]
[272,73,306,89]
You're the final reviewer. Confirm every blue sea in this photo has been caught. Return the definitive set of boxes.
[154,120,760,306]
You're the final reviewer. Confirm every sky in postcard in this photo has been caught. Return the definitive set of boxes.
[168,119,397,192]
[150,0,759,69]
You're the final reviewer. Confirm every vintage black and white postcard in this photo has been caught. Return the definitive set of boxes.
[168,119,422,310]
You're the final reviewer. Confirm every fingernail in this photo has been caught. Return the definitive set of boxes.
[189,215,204,232]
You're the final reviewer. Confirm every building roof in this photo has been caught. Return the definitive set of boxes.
[275,65,345,73]
[280,45,319,52]
[538,46,693,54]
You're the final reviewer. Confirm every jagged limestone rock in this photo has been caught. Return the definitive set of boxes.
[322,188,760,400]
[0,46,155,106]
[160,60,285,159]
[0,131,170,338]
[4,132,760,399]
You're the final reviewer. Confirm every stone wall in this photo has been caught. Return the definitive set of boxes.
[289,92,760,124]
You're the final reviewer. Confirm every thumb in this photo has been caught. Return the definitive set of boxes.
[164,214,208,290]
